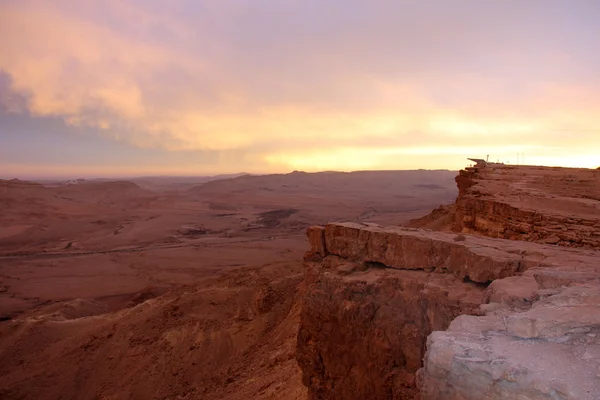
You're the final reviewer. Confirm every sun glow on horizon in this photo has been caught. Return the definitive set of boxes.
[1,0,599,177]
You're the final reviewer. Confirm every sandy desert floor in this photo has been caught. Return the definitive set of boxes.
[0,170,456,399]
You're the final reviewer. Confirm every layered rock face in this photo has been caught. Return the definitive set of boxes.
[420,276,600,399]
[419,227,600,399]
[297,263,482,399]
[453,165,600,248]
[298,222,600,399]
[299,224,488,399]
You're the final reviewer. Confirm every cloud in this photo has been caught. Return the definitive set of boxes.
[1,0,600,173]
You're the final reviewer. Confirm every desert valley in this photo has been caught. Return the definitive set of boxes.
[1,163,600,399]
[0,169,457,399]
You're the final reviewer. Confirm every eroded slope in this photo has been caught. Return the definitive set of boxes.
[297,222,600,399]
[0,262,307,400]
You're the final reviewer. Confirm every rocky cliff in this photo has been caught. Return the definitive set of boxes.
[452,164,600,248]
[296,165,600,399]
[419,232,600,400]
[297,222,600,399]
[297,224,488,399]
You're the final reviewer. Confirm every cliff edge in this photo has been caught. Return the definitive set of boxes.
[408,164,600,248]
[454,164,600,247]
[297,165,600,399]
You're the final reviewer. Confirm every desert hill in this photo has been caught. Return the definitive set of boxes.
[189,170,457,227]
[0,169,455,321]
[4,165,598,399]
[0,262,307,400]
[128,173,249,191]
[0,169,456,399]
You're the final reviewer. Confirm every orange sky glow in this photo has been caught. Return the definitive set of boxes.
[1,0,599,178]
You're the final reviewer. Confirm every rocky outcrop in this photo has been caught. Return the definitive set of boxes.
[298,164,600,399]
[297,264,482,399]
[318,222,527,283]
[297,222,600,399]
[404,204,455,231]
[306,222,599,283]
[453,165,600,248]
[298,223,502,399]
[420,283,600,400]
[297,254,484,399]
[419,234,600,399]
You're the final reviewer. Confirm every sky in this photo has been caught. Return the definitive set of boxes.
[1,0,599,178]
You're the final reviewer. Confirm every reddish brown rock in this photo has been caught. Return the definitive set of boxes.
[322,222,524,283]
[321,222,600,282]
[298,222,600,399]
[296,264,483,400]
[452,164,600,248]
[405,204,455,231]
[298,164,600,400]
[305,226,327,260]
